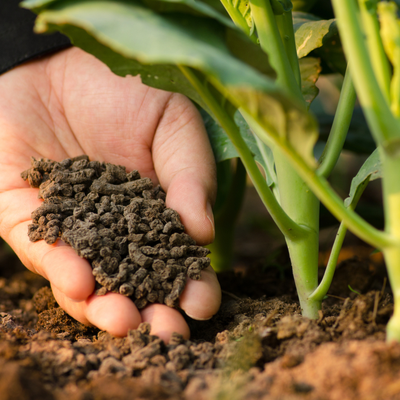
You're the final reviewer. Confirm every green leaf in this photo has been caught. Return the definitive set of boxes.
[28,0,274,117]
[293,12,337,59]
[299,57,321,108]
[201,109,277,186]
[140,0,235,27]
[33,1,274,89]
[344,149,381,208]
[229,87,318,167]
[293,11,346,75]
[315,34,346,75]
[225,28,277,78]
[20,0,58,12]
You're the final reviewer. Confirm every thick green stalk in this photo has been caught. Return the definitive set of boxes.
[178,65,305,240]
[249,0,303,101]
[380,152,400,341]
[248,0,322,317]
[358,0,391,104]
[275,10,302,88]
[331,0,400,147]
[384,246,400,342]
[250,0,325,317]
[273,151,318,236]
[317,67,357,178]
[286,236,321,317]
[274,148,321,318]
[391,61,400,118]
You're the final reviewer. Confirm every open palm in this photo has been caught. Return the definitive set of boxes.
[0,47,220,341]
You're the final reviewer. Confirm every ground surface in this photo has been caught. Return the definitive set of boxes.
[0,188,399,400]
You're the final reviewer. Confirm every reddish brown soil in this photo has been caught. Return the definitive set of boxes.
[0,188,399,400]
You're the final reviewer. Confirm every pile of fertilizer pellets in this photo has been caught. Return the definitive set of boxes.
[21,156,211,309]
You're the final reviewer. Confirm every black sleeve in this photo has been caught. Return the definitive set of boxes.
[0,0,71,75]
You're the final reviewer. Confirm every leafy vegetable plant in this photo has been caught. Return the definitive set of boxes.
[22,0,400,341]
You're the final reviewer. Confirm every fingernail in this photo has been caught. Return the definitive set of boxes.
[206,201,215,240]
[184,311,213,321]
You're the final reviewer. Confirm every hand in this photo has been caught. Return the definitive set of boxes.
[0,47,221,342]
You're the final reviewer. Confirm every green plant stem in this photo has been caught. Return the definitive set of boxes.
[382,152,400,341]
[274,149,318,232]
[310,177,370,302]
[358,0,391,104]
[208,159,247,272]
[286,236,321,317]
[392,62,400,118]
[250,0,327,318]
[248,1,321,317]
[247,109,322,317]
[383,154,400,247]
[274,148,321,318]
[249,0,303,101]
[220,0,258,43]
[384,246,400,342]
[317,66,357,178]
[331,0,400,147]
[311,222,348,302]
[275,10,302,88]
[178,65,305,240]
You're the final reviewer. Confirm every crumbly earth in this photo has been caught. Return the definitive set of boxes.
[21,156,211,309]
[0,233,399,400]
[1,168,398,399]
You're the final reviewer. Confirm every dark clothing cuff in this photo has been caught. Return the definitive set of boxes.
[0,0,71,74]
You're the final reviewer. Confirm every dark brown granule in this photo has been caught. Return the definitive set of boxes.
[22,156,211,309]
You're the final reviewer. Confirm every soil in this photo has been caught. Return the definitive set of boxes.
[22,156,210,309]
[1,161,399,399]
